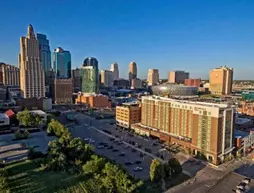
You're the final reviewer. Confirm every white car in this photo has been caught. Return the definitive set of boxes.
[133,166,143,171]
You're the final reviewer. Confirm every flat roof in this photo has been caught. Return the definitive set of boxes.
[234,130,249,138]
[142,95,232,108]
[0,113,8,120]
[29,110,46,115]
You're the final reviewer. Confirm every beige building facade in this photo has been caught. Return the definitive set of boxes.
[19,25,45,98]
[209,66,233,95]
[129,62,137,81]
[100,70,114,87]
[168,71,189,84]
[147,69,159,86]
[131,78,142,89]
[110,62,119,81]
[0,63,20,86]
[132,96,234,165]
[116,103,141,129]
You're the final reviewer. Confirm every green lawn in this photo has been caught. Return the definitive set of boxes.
[5,160,89,193]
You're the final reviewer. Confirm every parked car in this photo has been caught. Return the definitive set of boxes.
[119,153,125,156]
[133,166,143,171]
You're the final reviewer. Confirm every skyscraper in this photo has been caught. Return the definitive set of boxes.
[168,71,189,84]
[209,66,233,95]
[147,69,159,86]
[19,25,45,98]
[37,33,51,84]
[129,62,137,81]
[100,70,114,88]
[53,47,71,78]
[110,62,119,80]
[81,66,98,94]
[81,57,99,93]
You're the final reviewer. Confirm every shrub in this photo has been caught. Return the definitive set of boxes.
[14,130,22,139]
[23,130,30,138]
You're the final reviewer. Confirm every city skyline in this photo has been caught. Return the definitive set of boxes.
[1,1,254,80]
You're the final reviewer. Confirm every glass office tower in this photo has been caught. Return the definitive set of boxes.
[37,33,51,84]
[53,47,71,78]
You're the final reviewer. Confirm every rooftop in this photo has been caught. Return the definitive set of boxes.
[0,113,8,120]
[29,110,46,115]
[142,95,232,108]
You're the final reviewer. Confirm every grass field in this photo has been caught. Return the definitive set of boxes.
[5,160,89,193]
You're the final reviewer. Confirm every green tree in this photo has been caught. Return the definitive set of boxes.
[168,158,182,175]
[17,109,33,127]
[23,130,30,138]
[82,155,106,175]
[47,119,67,137]
[14,130,22,139]
[150,159,163,182]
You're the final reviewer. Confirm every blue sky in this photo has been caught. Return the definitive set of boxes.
[0,0,254,80]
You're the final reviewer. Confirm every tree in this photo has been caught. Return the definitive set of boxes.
[17,109,33,127]
[150,159,163,182]
[23,130,30,138]
[17,109,42,127]
[82,155,106,175]
[47,119,67,137]
[167,158,182,175]
[14,130,22,139]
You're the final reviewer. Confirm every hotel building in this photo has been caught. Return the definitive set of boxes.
[209,66,233,95]
[116,103,141,129]
[131,96,235,165]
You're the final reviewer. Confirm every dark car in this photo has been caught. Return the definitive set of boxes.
[107,145,113,149]
[131,149,136,152]
[119,153,125,156]
[139,153,144,157]
[124,161,132,165]
[112,149,119,152]
[135,160,141,164]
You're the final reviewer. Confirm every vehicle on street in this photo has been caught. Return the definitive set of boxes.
[112,149,119,152]
[131,149,136,152]
[133,166,143,171]
[135,160,141,164]
[107,146,113,149]
[119,152,125,156]
[124,161,132,165]
[97,145,104,149]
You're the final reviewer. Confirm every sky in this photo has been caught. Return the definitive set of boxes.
[0,0,254,80]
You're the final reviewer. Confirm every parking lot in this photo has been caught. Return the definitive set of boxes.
[73,113,173,160]
[69,124,152,180]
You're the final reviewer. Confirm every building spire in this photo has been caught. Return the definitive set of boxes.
[27,24,35,39]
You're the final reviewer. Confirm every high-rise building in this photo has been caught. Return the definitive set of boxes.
[50,78,73,104]
[131,96,234,165]
[129,62,137,81]
[37,33,51,84]
[81,66,98,94]
[71,68,81,92]
[19,25,45,98]
[184,78,201,87]
[116,103,141,129]
[131,78,142,89]
[209,66,233,95]
[147,69,159,86]
[81,57,99,94]
[53,47,71,78]
[168,71,189,84]
[100,70,114,88]
[110,62,119,80]
[0,63,20,86]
